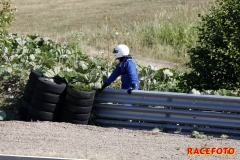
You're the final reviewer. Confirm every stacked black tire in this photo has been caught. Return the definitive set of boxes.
[60,83,96,124]
[28,77,66,122]
[19,70,42,120]
[19,74,96,125]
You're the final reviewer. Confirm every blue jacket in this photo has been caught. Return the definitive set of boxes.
[105,57,139,90]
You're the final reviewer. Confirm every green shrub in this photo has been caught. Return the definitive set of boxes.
[186,0,240,90]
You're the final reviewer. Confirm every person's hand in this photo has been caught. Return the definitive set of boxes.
[98,83,108,92]
[127,84,137,94]
[127,88,133,94]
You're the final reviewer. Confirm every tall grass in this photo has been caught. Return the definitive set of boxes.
[9,0,215,65]
[84,0,214,64]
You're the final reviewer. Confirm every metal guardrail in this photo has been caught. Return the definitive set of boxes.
[92,88,240,136]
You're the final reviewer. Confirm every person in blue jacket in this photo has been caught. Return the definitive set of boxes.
[99,44,139,94]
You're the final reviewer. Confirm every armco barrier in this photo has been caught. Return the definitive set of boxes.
[92,88,240,137]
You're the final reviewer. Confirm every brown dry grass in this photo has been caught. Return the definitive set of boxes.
[10,0,213,39]
[9,0,215,64]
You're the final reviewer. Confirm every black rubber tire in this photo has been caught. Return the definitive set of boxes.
[28,105,59,121]
[33,88,64,104]
[25,114,32,121]
[61,107,90,121]
[25,80,36,92]
[65,93,94,106]
[23,89,33,103]
[31,96,61,113]
[29,70,43,83]
[67,83,96,99]
[20,98,31,110]
[62,100,92,114]
[36,77,66,95]
[18,107,28,121]
[26,114,38,122]
[60,114,88,125]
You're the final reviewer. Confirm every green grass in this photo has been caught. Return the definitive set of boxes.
[9,0,215,64]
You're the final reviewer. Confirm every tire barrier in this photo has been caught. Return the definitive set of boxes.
[18,101,29,120]
[31,96,62,113]
[36,77,67,95]
[19,75,97,125]
[19,70,42,120]
[29,70,43,83]
[60,83,96,124]
[28,77,66,121]
[63,101,93,114]
[66,84,96,99]
[28,105,59,121]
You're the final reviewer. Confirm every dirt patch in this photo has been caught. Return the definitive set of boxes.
[132,53,179,69]
[0,121,239,160]
[83,46,179,70]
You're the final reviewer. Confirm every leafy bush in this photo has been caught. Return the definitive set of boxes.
[186,0,240,91]
[138,65,181,92]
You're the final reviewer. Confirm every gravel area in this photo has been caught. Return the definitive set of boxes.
[0,121,239,160]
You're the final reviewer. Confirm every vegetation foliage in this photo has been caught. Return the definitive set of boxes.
[184,0,240,91]
[1,0,240,121]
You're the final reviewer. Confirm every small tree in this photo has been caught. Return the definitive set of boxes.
[0,0,17,46]
[185,0,240,91]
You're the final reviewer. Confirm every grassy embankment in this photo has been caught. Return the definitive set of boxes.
[9,0,214,68]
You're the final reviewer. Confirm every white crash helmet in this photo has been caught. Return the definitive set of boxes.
[112,44,129,59]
